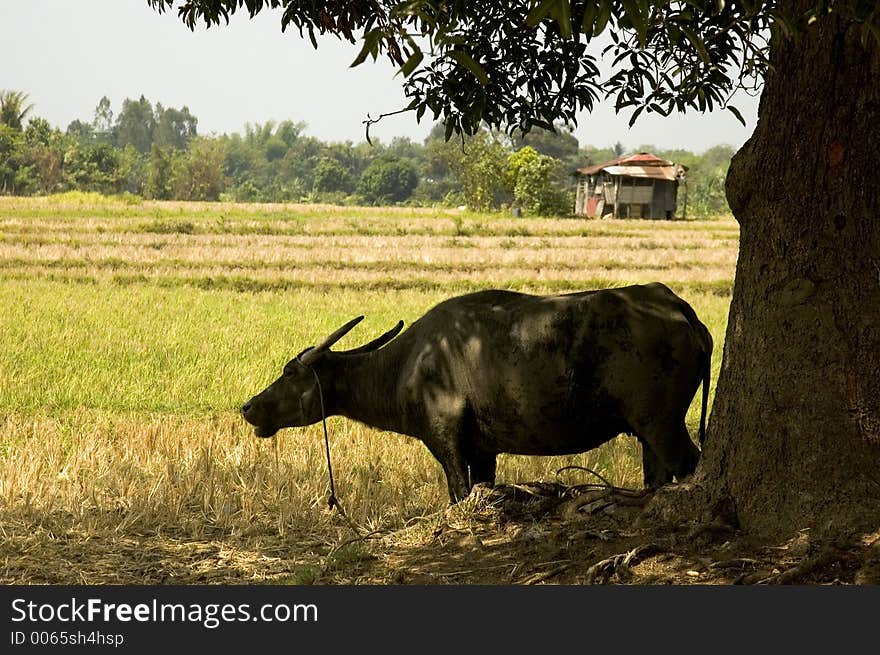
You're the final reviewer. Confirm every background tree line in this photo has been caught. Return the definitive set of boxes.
[0,90,732,217]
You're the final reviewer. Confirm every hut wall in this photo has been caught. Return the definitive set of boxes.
[617,181,654,205]
[574,179,587,215]
[648,179,679,219]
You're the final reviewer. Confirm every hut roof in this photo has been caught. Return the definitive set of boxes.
[575,152,686,181]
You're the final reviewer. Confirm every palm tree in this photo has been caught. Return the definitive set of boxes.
[0,90,34,131]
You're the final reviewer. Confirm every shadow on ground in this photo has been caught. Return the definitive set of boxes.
[3,484,878,585]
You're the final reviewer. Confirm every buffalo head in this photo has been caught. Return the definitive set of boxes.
[241,315,403,438]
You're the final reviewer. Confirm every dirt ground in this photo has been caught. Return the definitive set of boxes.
[4,483,879,586]
[357,483,880,585]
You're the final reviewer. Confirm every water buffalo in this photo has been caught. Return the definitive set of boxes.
[242,282,713,502]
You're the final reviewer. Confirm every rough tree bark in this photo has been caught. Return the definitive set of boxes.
[695,6,880,541]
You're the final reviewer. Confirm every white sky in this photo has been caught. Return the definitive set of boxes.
[1,0,760,153]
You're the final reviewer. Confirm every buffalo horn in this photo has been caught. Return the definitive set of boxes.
[341,320,404,356]
[300,315,365,365]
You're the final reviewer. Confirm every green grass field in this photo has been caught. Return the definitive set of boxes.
[0,193,738,583]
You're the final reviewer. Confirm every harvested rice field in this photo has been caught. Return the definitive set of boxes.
[0,193,738,584]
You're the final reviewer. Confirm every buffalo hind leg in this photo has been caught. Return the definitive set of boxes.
[468,452,497,488]
[669,423,700,480]
[634,421,700,487]
[459,407,495,494]
[639,439,673,489]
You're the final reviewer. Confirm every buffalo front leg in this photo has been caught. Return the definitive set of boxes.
[424,440,471,503]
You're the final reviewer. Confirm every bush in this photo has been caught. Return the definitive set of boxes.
[313,157,355,194]
[356,157,419,204]
[507,146,571,216]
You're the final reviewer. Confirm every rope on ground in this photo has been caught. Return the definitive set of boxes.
[555,465,643,496]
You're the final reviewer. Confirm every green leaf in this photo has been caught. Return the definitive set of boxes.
[621,0,647,46]
[525,0,556,27]
[444,119,455,142]
[398,49,424,78]
[531,118,555,131]
[526,0,572,39]
[581,1,598,35]
[593,0,612,37]
[351,29,383,68]
[447,51,490,85]
[628,105,645,127]
[667,21,681,47]
[726,105,746,126]
[550,0,573,40]
[680,24,711,64]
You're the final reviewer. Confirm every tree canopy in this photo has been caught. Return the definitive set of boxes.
[148,1,879,138]
[0,90,34,131]
[0,90,731,214]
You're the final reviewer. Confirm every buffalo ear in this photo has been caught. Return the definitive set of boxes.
[341,320,404,356]
[297,346,322,367]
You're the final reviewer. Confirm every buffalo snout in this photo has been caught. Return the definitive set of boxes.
[241,396,279,437]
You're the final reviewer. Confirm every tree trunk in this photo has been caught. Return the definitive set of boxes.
[696,8,880,540]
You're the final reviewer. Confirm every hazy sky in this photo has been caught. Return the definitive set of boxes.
[1,1,761,153]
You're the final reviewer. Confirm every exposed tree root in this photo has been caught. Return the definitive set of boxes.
[754,548,844,585]
[584,543,663,584]
[518,562,572,585]
[559,488,654,520]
